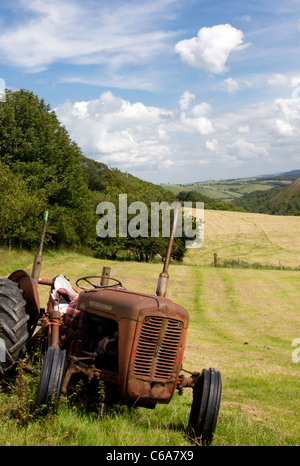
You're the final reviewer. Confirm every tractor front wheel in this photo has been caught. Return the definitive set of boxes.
[188,367,222,446]
[35,347,66,412]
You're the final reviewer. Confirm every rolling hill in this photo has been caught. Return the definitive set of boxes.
[161,170,300,201]
[162,170,300,215]
[234,177,300,215]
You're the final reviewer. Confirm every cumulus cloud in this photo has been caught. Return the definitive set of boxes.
[179,91,195,111]
[174,24,249,74]
[180,112,214,135]
[54,89,300,182]
[227,139,268,160]
[55,91,173,168]
[275,119,294,136]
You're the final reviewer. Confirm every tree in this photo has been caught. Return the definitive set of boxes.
[0,162,43,248]
[0,88,189,259]
[0,89,95,247]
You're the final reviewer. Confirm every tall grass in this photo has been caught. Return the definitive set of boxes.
[0,363,193,446]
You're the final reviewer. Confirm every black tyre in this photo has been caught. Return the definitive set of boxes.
[188,368,222,446]
[0,278,29,377]
[35,347,66,411]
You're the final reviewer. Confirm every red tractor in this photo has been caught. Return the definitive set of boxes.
[0,209,222,446]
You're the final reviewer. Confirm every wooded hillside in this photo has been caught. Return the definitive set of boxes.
[0,89,184,261]
[234,178,300,215]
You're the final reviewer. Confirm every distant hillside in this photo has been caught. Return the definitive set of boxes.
[257,169,300,181]
[271,178,300,206]
[162,170,300,215]
[80,155,175,204]
[176,190,245,212]
[161,170,298,203]
[234,178,300,215]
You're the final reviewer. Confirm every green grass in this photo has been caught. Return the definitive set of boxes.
[0,394,192,446]
[0,208,300,446]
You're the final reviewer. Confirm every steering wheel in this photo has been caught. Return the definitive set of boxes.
[75,275,122,290]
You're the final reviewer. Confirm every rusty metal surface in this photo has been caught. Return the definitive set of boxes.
[38,278,53,286]
[77,287,159,320]
[61,355,118,395]
[62,285,189,406]
[125,312,188,406]
[156,202,181,297]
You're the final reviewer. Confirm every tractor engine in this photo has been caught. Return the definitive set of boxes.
[77,311,118,371]
[62,287,189,408]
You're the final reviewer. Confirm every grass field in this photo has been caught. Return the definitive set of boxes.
[185,209,300,268]
[0,209,299,446]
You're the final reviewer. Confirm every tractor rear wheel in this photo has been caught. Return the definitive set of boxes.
[35,346,66,411]
[0,278,29,377]
[188,367,222,446]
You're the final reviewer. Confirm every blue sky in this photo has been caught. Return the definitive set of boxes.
[0,0,300,183]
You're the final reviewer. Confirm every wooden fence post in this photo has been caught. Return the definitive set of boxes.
[100,266,111,286]
[214,253,218,267]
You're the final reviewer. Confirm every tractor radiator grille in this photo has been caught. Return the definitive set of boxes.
[134,317,183,381]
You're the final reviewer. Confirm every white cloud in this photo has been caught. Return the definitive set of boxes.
[191,102,212,117]
[227,139,268,160]
[179,91,195,111]
[55,89,300,182]
[174,24,249,74]
[267,73,290,88]
[239,15,251,22]
[291,75,300,87]
[0,0,178,72]
[275,119,294,136]
[224,76,254,94]
[205,139,218,152]
[178,96,213,135]
[180,112,214,135]
[238,126,250,133]
[55,91,175,169]
[224,77,240,94]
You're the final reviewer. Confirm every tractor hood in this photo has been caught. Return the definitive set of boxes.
[76,287,189,324]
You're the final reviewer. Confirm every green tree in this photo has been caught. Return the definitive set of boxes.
[0,89,95,247]
[0,162,43,248]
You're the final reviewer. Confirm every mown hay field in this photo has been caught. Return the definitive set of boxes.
[184,209,300,267]
[0,209,299,446]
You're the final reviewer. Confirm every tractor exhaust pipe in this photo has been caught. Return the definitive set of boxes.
[31,211,48,286]
[156,202,181,297]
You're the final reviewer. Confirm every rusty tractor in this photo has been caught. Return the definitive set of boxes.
[0,207,222,445]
